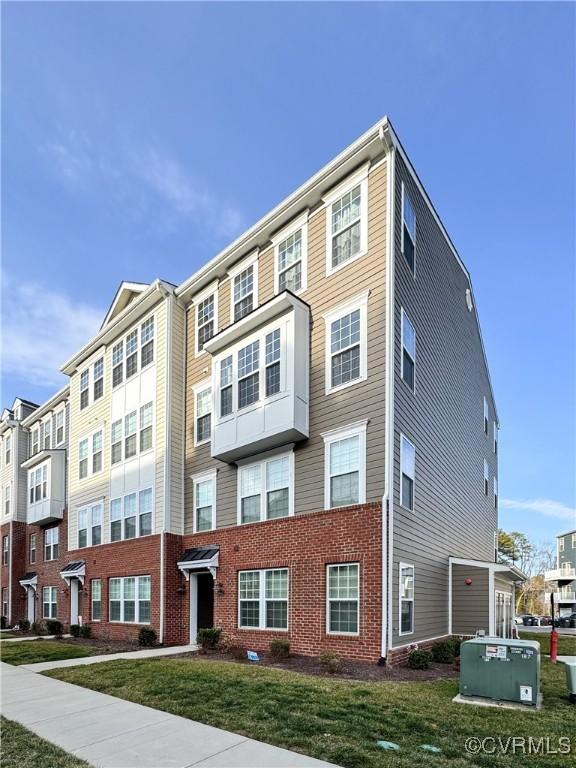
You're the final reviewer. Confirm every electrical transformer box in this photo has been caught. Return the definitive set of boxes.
[459,637,540,707]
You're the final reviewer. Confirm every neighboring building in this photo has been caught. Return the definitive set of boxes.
[0,398,38,624]
[0,117,522,659]
[545,529,576,616]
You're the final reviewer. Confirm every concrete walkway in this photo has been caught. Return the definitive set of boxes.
[1,633,72,642]
[1,663,337,767]
[20,644,197,672]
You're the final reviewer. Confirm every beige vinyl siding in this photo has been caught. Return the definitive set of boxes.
[495,575,514,595]
[184,159,388,531]
[153,301,168,534]
[167,299,187,534]
[391,153,498,647]
[451,564,489,636]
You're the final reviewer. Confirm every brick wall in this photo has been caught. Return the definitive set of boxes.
[175,503,383,662]
[27,515,69,626]
[0,520,27,623]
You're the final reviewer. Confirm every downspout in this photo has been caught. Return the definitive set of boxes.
[159,286,174,644]
[380,124,396,661]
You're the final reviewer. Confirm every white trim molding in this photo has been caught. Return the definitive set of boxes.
[191,468,218,533]
[324,163,369,277]
[323,289,370,395]
[272,211,309,295]
[321,420,368,511]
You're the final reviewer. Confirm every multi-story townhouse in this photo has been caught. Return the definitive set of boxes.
[172,116,522,662]
[17,386,70,625]
[545,529,576,617]
[0,397,38,624]
[2,117,524,661]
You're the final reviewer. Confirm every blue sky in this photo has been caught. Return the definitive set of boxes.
[2,2,574,543]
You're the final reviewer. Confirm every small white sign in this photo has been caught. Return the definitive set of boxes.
[486,645,507,659]
[520,685,533,702]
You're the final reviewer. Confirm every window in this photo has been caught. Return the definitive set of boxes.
[400,434,415,510]
[111,420,122,464]
[29,534,36,564]
[265,330,281,397]
[55,410,65,445]
[78,430,103,479]
[112,341,124,387]
[559,538,565,553]
[43,419,52,449]
[483,397,489,435]
[193,471,216,532]
[126,329,138,378]
[324,292,368,393]
[493,477,498,509]
[4,435,11,465]
[29,464,48,504]
[195,385,212,445]
[219,356,233,417]
[322,422,367,510]
[4,485,10,516]
[125,412,137,458]
[231,257,258,322]
[493,422,498,454]
[401,309,416,391]
[109,575,150,624]
[93,357,104,400]
[110,489,153,542]
[325,169,368,275]
[91,579,101,621]
[2,535,8,565]
[238,453,293,524]
[43,586,57,619]
[80,369,89,410]
[77,503,102,548]
[140,403,153,452]
[238,340,260,409]
[1,587,7,618]
[238,569,288,630]
[484,460,489,495]
[196,287,217,354]
[274,216,307,294]
[31,428,40,456]
[572,534,576,549]
[141,317,154,368]
[45,527,59,560]
[327,563,359,635]
[401,183,416,273]
[399,564,415,635]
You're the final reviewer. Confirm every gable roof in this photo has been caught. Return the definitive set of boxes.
[101,282,151,330]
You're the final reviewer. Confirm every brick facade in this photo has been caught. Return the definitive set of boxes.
[0,520,27,624]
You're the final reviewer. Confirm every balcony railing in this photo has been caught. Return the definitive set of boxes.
[544,567,576,582]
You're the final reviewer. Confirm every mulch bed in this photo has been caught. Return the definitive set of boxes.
[169,648,458,682]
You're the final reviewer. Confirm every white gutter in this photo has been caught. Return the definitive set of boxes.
[22,385,69,428]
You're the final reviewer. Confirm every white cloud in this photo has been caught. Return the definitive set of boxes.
[500,498,576,523]
[2,276,103,387]
[39,130,93,189]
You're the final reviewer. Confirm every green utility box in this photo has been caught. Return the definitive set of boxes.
[565,662,576,704]
[459,637,540,707]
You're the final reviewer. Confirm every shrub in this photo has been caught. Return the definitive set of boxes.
[197,627,222,650]
[31,620,45,635]
[228,645,246,661]
[319,650,342,674]
[451,637,463,658]
[431,640,455,664]
[269,639,290,660]
[0,616,6,629]
[46,619,63,637]
[18,618,30,632]
[138,627,157,647]
[408,649,432,670]
[69,624,81,638]
[79,625,92,638]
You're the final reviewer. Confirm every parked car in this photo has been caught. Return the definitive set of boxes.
[522,615,538,626]
[539,616,552,626]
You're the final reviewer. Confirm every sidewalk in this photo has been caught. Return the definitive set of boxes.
[1,663,338,767]
[20,644,197,671]
[1,633,72,642]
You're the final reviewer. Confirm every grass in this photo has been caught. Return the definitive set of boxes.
[0,633,19,640]
[0,640,97,666]
[519,631,576,656]
[46,634,576,768]
[0,717,90,768]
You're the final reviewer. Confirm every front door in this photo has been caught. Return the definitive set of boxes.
[189,572,214,644]
[26,587,35,623]
[70,579,83,625]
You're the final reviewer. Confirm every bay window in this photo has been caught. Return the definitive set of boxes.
[237,452,293,524]
[238,568,288,630]
[29,464,48,503]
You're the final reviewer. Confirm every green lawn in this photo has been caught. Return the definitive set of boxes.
[519,631,576,656]
[0,717,90,768]
[0,640,96,666]
[46,635,576,768]
[0,633,19,640]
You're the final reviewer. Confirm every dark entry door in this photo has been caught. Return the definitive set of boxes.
[197,573,214,629]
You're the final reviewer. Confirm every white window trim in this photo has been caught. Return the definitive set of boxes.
[110,403,154,466]
[78,425,104,480]
[493,421,498,454]
[399,433,416,511]
[400,307,416,392]
[79,354,106,411]
[559,538,565,553]
[192,469,217,533]
[272,212,309,295]
[493,476,498,509]
[193,281,219,357]
[91,579,101,622]
[324,165,369,277]
[109,575,151,624]
[483,396,489,434]
[28,460,50,508]
[54,406,66,446]
[193,379,212,447]
[326,562,360,636]
[321,420,368,511]
[399,562,415,636]
[112,311,157,389]
[77,502,103,549]
[236,450,295,525]
[42,586,57,619]
[109,487,154,543]
[484,459,489,495]
[4,484,11,517]
[228,251,259,322]
[237,568,289,631]
[44,527,59,561]
[323,290,369,395]
[400,181,416,276]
